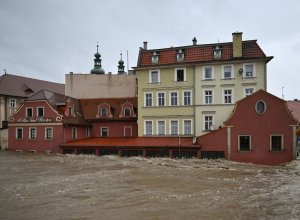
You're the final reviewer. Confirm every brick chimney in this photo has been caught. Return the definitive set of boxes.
[143,41,148,50]
[232,32,243,58]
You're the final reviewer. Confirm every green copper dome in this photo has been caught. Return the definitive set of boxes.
[90,44,105,74]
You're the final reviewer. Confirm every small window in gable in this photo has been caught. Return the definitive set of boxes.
[26,108,33,118]
[151,51,159,64]
[176,49,184,61]
[68,106,73,116]
[213,45,222,59]
[124,108,131,117]
[101,108,108,117]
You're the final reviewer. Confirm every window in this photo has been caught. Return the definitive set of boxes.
[26,107,33,117]
[170,92,178,106]
[223,65,232,79]
[124,108,131,116]
[256,100,266,114]
[29,127,37,140]
[101,127,109,137]
[223,89,233,104]
[145,121,153,135]
[101,108,108,116]
[239,135,251,151]
[176,49,184,61]
[68,106,73,116]
[183,91,191,106]
[271,135,283,151]
[204,115,213,131]
[86,127,91,137]
[203,66,213,80]
[16,128,23,140]
[71,127,77,139]
[151,51,159,64]
[183,120,192,135]
[145,93,153,107]
[213,46,222,59]
[37,107,44,117]
[9,99,16,108]
[149,70,160,84]
[157,120,165,135]
[204,90,213,104]
[157,92,165,107]
[245,88,254,97]
[244,64,254,77]
[175,68,186,82]
[45,128,53,140]
[170,120,178,135]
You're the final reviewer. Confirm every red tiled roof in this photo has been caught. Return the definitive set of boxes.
[287,100,300,122]
[80,97,137,121]
[61,137,198,148]
[136,40,271,68]
[0,73,64,97]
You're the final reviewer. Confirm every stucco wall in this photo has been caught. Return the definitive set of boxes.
[65,73,137,99]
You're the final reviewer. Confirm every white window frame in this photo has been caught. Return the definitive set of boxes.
[71,127,77,139]
[157,92,166,107]
[124,107,131,116]
[270,134,284,151]
[26,107,33,118]
[151,52,159,64]
[149,69,160,84]
[16,127,23,140]
[238,135,252,151]
[203,89,213,105]
[29,127,37,140]
[101,127,109,137]
[144,92,153,107]
[182,90,192,106]
[169,91,178,106]
[169,119,179,135]
[144,120,153,135]
[45,127,53,140]
[223,88,234,104]
[244,87,255,97]
[100,108,108,116]
[37,107,44,117]
[9,99,16,108]
[203,66,214,80]
[243,63,256,78]
[183,119,192,135]
[203,115,214,131]
[176,49,185,61]
[157,120,166,135]
[222,65,233,79]
[174,67,186,82]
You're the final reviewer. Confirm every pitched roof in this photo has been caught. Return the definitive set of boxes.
[136,40,273,68]
[0,74,65,97]
[27,90,88,126]
[80,97,137,121]
[61,137,198,148]
[287,100,300,122]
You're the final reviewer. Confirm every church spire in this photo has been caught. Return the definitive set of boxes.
[90,42,105,74]
[118,52,125,75]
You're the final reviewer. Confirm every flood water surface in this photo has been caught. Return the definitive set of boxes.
[0,151,299,220]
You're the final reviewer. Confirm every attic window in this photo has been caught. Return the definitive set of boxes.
[176,49,184,61]
[124,108,131,117]
[101,108,108,117]
[151,51,159,64]
[213,46,222,59]
[255,100,266,114]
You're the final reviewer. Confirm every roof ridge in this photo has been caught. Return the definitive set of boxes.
[0,73,64,85]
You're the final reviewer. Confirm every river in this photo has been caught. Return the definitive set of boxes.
[0,151,299,220]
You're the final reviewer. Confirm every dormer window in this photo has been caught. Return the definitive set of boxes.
[176,49,185,61]
[213,45,222,59]
[68,106,73,116]
[101,108,108,116]
[124,108,131,117]
[151,51,159,64]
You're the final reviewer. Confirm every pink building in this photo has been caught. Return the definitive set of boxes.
[198,90,299,165]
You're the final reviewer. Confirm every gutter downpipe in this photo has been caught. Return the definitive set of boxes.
[193,64,196,138]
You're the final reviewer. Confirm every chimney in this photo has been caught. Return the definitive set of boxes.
[232,32,243,58]
[192,37,197,45]
[143,41,148,50]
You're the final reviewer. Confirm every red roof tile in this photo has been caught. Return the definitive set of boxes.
[287,101,300,122]
[61,137,198,148]
[136,40,272,68]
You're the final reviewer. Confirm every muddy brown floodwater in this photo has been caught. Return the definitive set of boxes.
[0,151,300,220]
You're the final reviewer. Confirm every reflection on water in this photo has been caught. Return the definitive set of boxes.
[0,151,299,220]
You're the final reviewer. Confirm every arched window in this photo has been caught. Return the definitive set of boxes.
[124,108,131,117]
[101,108,108,116]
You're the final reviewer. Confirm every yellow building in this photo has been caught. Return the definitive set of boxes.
[134,33,273,137]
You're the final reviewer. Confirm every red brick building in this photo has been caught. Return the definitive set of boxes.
[198,90,299,165]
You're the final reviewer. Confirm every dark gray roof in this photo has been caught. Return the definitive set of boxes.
[0,74,65,97]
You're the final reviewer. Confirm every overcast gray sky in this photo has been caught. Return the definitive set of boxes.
[0,0,299,100]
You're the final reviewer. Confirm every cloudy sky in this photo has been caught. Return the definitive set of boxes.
[0,0,299,100]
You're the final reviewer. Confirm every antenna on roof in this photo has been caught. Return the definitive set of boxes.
[3,69,7,74]
[126,50,129,73]
[282,86,285,100]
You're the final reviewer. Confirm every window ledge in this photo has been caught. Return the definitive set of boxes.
[237,150,252,153]
[221,78,235,80]
[148,82,161,85]
[202,79,215,82]
[242,76,256,80]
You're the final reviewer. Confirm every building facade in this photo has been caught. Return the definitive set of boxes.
[134,32,273,137]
